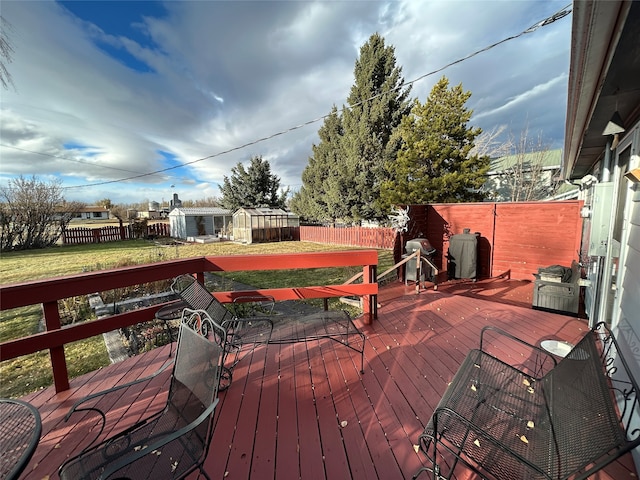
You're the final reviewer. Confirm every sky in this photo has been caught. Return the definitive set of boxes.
[0,0,572,207]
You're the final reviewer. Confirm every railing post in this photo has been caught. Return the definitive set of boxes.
[42,301,70,392]
[362,263,377,324]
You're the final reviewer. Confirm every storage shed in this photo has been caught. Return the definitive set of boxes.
[169,207,232,240]
[233,207,299,244]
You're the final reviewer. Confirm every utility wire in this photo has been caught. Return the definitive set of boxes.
[5,3,572,190]
[0,143,169,177]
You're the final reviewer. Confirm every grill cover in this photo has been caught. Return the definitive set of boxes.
[448,232,478,279]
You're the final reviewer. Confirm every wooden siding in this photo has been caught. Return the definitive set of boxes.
[16,283,636,480]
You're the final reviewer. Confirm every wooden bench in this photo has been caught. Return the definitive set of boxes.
[413,322,640,480]
[171,275,365,388]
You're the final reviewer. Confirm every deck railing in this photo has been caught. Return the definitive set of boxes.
[0,250,378,393]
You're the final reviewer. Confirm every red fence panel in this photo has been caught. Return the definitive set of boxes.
[299,226,396,249]
[425,203,496,279]
[419,201,583,281]
[492,202,583,280]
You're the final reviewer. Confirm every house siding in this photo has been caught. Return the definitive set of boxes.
[615,186,640,469]
[620,191,640,323]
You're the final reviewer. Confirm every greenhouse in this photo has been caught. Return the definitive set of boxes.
[232,207,299,244]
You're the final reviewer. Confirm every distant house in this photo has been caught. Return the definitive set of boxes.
[483,149,578,201]
[168,207,232,240]
[72,205,110,220]
[233,207,300,244]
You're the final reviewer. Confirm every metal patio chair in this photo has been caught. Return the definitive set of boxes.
[58,319,225,480]
[171,274,274,390]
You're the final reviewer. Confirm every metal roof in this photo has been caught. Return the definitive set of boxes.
[233,207,291,216]
[168,207,232,216]
[488,149,563,174]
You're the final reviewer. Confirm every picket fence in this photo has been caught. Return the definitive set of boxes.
[62,223,170,245]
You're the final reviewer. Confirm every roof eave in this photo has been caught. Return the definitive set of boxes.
[563,0,632,180]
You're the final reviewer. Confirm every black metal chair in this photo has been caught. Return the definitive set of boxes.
[0,398,42,480]
[58,319,225,480]
[171,274,274,390]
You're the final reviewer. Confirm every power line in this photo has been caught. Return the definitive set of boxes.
[0,143,168,177]
[7,3,572,190]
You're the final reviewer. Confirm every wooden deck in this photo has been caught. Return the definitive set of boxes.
[17,279,637,479]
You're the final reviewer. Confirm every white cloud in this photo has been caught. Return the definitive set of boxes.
[0,0,571,204]
[474,73,569,121]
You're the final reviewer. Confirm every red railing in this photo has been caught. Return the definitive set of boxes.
[0,250,378,393]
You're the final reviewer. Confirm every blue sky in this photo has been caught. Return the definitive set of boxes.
[1,0,571,206]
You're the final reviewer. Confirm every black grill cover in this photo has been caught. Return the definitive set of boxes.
[448,232,478,279]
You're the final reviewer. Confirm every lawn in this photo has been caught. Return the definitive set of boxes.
[1,239,394,397]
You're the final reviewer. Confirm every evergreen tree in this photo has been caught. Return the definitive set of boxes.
[219,156,289,211]
[291,33,411,224]
[380,77,488,206]
[341,33,412,222]
[290,107,345,224]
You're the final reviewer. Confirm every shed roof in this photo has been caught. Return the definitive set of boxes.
[233,207,290,216]
[168,207,232,216]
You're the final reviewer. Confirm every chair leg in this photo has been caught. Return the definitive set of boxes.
[412,465,443,480]
[197,466,213,480]
[218,366,232,392]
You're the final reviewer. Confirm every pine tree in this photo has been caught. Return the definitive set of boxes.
[290,107,345,224]
[219,156,289,211]
[341,33,412,222]
[291,33,411,224]
[380,77,488,206]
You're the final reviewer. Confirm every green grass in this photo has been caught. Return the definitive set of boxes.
[0,239,394,398]
[0,337,109,399]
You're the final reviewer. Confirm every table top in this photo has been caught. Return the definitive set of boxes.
[155,299,188,321]
[0,398,42,480]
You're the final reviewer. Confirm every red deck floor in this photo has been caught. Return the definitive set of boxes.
[17,279,637,479]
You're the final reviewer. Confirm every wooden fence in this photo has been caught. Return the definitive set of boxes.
[300,201,584,282]
[299,226,397,249]
[62,223,170,245]
[401,201,583,281]
[61,203,583,281]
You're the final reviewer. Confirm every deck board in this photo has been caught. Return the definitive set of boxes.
[15,280,637,480]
